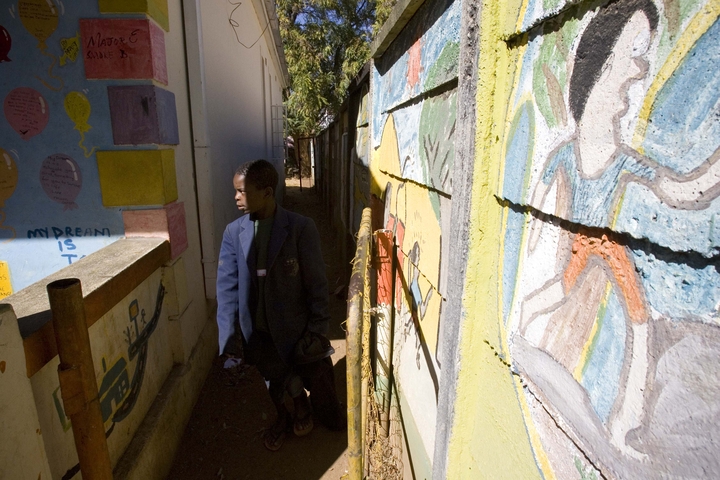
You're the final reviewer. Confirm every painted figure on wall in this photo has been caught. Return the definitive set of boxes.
[506,0,720,476]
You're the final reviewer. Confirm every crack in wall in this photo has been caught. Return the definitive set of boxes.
[495,195,720,269]
[481,338,607,478]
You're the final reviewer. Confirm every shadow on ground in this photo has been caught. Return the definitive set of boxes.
[168,180,350,479]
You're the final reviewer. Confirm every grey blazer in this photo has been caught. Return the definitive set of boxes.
[216,205,330,363]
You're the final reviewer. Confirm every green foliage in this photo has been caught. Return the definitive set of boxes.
[278,0,379,136]
[373,0,396,35]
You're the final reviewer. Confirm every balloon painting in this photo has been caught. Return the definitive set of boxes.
[0,25,11,62]
[64,92,96,157]
[0,149,18,208]
[19,0,63,90]
[4,88,50,140]
[40,154,82,210]
[0,149,17,241]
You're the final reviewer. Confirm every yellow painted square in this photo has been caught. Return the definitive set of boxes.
[98,0,170,31]
[97,150,178,207]
[0,261,12,299]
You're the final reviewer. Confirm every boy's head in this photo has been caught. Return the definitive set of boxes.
[233,159,278,218]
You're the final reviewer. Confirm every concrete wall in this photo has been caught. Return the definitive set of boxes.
[0,304,51,480]
[0,237,202,479]
[368,0,460,476]
[0,0,207,349]
[35,270,170,479]
[447,0,720,477]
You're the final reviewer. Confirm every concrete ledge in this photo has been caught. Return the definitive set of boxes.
[371,0,427,58]
[113,314,217,480]
[0,238,171,377]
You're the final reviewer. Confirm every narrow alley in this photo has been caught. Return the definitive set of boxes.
[168,178,351,480]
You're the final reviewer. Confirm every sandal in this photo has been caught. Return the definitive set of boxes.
[293,392,314,437]
[263,412,289,451]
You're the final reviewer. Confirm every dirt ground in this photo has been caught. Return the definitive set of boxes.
[168,178,351,479]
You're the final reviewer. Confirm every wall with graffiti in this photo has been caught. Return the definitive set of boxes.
[369,0,459,474]
[31,273,170,479]
[0,0,188,295]
[450,0,720,477]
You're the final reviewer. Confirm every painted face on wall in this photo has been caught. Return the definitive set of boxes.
[233,174,270,215]
[580,11,652,139]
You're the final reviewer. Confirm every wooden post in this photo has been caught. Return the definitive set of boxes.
[48,278,113,480]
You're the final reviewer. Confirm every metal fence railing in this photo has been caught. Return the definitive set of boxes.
[345,208,403,480]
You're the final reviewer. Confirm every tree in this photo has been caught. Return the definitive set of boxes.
[278,0,393,136]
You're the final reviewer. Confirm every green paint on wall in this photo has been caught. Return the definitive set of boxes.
[419,90,457,220]
[424,42,460,91]
[397,382,433,480]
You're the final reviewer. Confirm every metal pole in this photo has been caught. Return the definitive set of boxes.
[48,278,113,480]
[373,230,394,436]
[361,247,371,466]
[346,208,373,480]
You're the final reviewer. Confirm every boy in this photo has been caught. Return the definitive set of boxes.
[216,159,332,450]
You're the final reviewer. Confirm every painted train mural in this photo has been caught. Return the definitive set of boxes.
[498,0,720,476]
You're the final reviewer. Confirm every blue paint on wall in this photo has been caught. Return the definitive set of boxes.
[581,289,626,424]
[0,2,128,292]
[502,102,535,322]
[633,248,720,321]
[372,0,460,148]
[643,19,720,175]
[617,182,720,258]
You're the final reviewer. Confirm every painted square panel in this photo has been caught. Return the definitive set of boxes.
[97,149,177,206]
[98,0,170,32]
[80,18,167,84]
[123,201,187,259]
[108,85,179,145]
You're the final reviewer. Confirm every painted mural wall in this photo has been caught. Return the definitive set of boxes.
[41,276,170,479]
[0,1,124,294]
[453,0,720,477]
[0,1,213,477]
[0,0,195,297]
[369,0,459,474]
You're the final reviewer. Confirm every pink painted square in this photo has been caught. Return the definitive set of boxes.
[123,202,188,259]
[80,18,168,84]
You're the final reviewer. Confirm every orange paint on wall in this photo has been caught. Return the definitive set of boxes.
[407,38,423,90]
[564,233,647,323]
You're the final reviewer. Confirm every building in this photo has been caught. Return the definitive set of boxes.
[0,0,288,478]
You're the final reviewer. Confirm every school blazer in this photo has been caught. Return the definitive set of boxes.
[216,205,330,363]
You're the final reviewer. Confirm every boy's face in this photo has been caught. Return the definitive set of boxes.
[233,174,272,215]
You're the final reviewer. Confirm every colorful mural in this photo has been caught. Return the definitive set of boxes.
[40,278,168,480]
[0,1,182,293]
[0,2,129,291]
[497,0,720,476]
[369,0,459,472]
[371,0,460,194]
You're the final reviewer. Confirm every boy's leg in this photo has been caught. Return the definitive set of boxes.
[250,332,292,451]
[264,378,290,451]
[301,357,347,431]
[287,374,313,436]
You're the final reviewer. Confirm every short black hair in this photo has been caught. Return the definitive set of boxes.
[569,0,659,122]
[235,159,278,193]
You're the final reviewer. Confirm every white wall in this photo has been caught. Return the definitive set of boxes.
[167,0,210,360]
[184,0,287,299]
